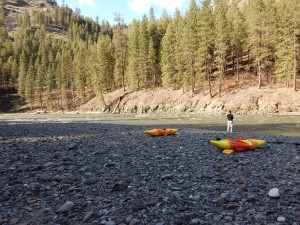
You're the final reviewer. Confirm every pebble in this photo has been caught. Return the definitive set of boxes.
[129,218,140,225]
[83,210,95,222]
[268,188,280,198]
[0,122,299,224]
[56,201,74,213]
[277,216,286,222]
[190,218,203,224]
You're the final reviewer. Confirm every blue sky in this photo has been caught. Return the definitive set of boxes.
[56,0,190,25]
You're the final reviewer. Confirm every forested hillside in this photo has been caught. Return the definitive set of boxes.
[0,0,299,113]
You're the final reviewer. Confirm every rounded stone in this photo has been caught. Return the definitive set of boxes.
[277,216,286,222]
[268,188,280,198]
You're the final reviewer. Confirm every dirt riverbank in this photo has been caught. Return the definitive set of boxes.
[81,86,300,115]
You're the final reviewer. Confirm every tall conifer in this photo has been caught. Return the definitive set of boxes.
[35,57,46,109]
[18,52,27,98]
[214,0,229,97]
[197,0,215,97]
[0,5,5,26]
[245,0,275,88]
[161,22,176,88]
[275,0,300,89]
[24,58,35,110]
[139,15,150,90]
[113,14,128,91]
[148,7,161,87]
[127,19,140,90]
[148,38,157,89]
[183,0,198,95]
[174,9,185,90]
[227,2,246,82]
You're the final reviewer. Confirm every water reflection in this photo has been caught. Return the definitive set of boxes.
[0,113,299,137]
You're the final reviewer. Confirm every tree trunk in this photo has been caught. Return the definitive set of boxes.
[258,61,262,89]
[39,94,43,110]
[191,71,195,96]
[122,65,126,92]
[208,71,213,98]
[236,55,240,83]
[112,97,121,114]
[96,88,107,111]
[294,28,297,91]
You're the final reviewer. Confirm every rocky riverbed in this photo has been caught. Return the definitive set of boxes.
[0,121,299,225]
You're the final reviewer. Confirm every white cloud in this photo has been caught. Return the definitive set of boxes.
[128,0,183,14]
[77,0,94,7]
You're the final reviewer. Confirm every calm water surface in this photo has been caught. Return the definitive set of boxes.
[0,113,299,137]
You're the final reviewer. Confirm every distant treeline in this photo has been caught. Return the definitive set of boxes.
[0,0,299,111]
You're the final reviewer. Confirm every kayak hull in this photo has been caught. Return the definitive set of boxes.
[210,138,266,152]
[144,128,178,136]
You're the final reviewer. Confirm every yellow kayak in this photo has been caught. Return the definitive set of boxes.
[144,128,178,136]
[210,136,266,153]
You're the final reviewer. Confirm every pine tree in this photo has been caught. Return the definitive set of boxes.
[35,61,44,109]
[245,0,276,88]
[293,0,300,91]
[262,0,277,82]
[0,34,13,88]
[90,34,115,110]
[24,59,35,110]
[148,6,161,87]
[89,35,114,111]
[227,1,246,83]
[56,48,70,109]
[3,32,14,88]
[45,64,55,110]
[214,0,229,97]
[105,39,115,91]
[22,11,31,28]
[34,55,47,109]
[173,9,185,90]
[10,57,19,88]
[127,19,140,90]
[18,51,27,98]
[183,0,199,95]
[44,38,56,109]
[138,15,150,90]
[35,25,47,46]
[74,48,87,104]
[89,44,106,110]
[33,11,45,27]
[148,37,157,89]
[161,21,177,88]
[0,5,5,26]
[275,0,300,90]
[157,9,170,44]
[197,0,215,97]
[113,14,128,91]
[275,0,294,87]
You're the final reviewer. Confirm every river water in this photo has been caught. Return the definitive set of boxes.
[1,113,299,137]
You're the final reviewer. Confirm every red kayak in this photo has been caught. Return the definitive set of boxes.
[210,136,266,153]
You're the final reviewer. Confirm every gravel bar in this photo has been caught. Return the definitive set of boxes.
[0,121,299,225]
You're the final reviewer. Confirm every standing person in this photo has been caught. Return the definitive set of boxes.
[227,111,234,132]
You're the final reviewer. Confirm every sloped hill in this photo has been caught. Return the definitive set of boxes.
[2,0,28,32]
[2,0,60,37]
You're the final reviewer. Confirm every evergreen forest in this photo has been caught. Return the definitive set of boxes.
[0,0,299,112]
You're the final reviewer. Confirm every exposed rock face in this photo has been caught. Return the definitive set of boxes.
[2,0,28,7]
[81,87,300,115]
